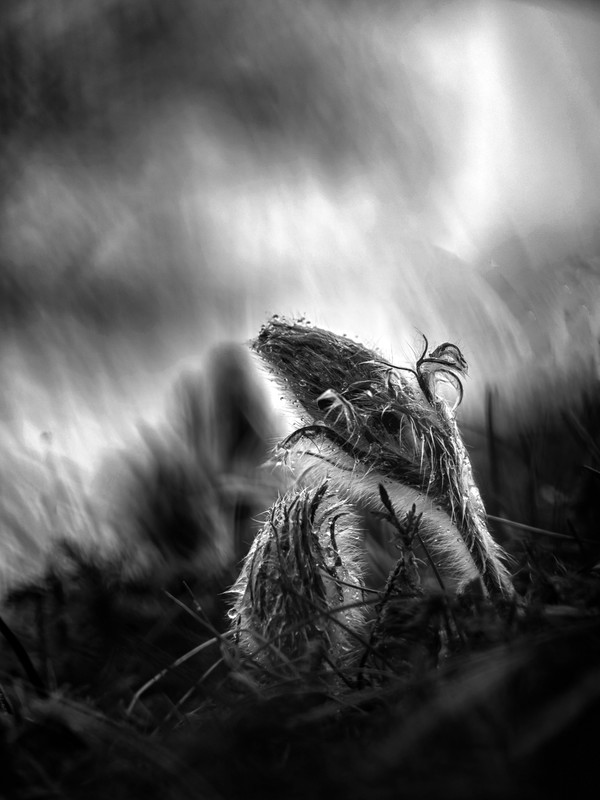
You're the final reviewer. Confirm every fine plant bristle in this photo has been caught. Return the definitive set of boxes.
[252,316,514,600]
[228,483,367,677]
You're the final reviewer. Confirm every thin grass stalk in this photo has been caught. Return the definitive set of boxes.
[126,636,222,716]
[0,613,46,697]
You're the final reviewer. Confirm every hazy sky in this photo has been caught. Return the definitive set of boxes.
[1,0,599,468]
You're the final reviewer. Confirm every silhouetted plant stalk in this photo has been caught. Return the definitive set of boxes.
[0,612,46,698]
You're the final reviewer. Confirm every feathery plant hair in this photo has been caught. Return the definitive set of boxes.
[228,482,366,677]
[251,316,513,601]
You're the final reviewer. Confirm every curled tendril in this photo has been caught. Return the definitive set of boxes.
[416,338,467,411]
[359,336,467,411]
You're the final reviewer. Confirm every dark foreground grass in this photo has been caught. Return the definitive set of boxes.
[1,342,600,800]
[1,554,599,800]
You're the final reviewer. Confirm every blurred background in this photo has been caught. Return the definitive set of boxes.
[1,0,600,585]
